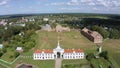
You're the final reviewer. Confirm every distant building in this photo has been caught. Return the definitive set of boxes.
[41,24,52,31]
[0,19,7,26]
[29,18,35,22]
[33,41,84,60]
[43,18,49,21]
[81,28,103,43]
[16,47,23,52]
[0,44,3,49]
[20,17,28,22]
[55,25,70,32]
[14,24,26,27]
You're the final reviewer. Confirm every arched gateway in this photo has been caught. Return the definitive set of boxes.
[53,41,64,59]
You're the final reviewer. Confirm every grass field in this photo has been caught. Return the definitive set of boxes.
[102,39,120,68]
[62,59,91,68]
[1,48,15,62]
[10,57,55,68]
[34,30,96,53]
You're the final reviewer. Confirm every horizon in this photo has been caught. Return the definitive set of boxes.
[0,0,120,15]
[0,12,120,16]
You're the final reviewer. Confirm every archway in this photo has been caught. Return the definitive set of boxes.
[57,52,61,58]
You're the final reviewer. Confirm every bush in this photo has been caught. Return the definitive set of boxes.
[14,52,20,58]
[99,51,109,60]
[0,52,3,57]
[2,48,7,53]
[86,53,95,61]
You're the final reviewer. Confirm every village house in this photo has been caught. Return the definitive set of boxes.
[33,41,84,60]
[43,18,49,21]
[41,24,52,31]
[0,44,3,49]
[0,19,7,26]
[16,47,23,52]
[81,28,103,43]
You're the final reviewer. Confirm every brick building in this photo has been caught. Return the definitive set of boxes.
[81,28,103,43]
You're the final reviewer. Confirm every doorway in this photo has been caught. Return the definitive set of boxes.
[57,52,61,58]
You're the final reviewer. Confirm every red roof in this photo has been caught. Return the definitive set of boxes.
[34,49,53,53]
[64,49,84,53]
[34,49,84,53]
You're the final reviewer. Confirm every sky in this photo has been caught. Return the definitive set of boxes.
[0,0,120,15]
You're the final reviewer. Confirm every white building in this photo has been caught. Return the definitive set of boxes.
[16,47,23,52]
[41,24,52,31]
[43,18,49,21]
[33,41,84,60]
[0,19,7,26]
[0,44,3,49]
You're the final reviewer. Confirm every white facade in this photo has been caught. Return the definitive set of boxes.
[0,44,3,49]
[33,41,84,60]
[63,51,84,59]
[34,51,54,60]
[16,47,23,52]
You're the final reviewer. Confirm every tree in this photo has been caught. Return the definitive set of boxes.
[109,29,120,39]
[86,53,95,61]
[91,25,110,38]
[14,52,20,58]
[99,51,109,60]
[2,48,7,53]
[0,52,3,57]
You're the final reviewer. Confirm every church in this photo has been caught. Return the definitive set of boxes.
[33,41,84,60]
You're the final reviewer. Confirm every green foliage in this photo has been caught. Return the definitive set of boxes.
[14,52,20,58]
[0,52,3,57]
[86,53,95,61]
[109,29,120,39]
[91,25,110,38]
[2,48,7,53]
[50,23,57,28]
[99,51,109,60]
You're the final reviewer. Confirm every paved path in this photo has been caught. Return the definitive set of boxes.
[0,62,11,68]
[55,59,62,68]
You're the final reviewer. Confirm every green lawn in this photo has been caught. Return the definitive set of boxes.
[102,39,120,68]
[90,58,111,68]
[10,57,55,68]
[62,59,91,68]
[34,30,96,53]
[0,65,6,68]
[1,48,15,62]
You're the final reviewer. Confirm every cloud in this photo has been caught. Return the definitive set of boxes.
[61,7,80,10]
[0,0,9,6]
[68,0,79,5]
[46,0,79,6]
[45,2,65,6]
[80,0,120,7]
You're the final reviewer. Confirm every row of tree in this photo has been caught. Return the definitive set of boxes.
[91,25,120,39]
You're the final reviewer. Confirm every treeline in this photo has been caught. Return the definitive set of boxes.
[91,25,120,39]
[0,21,41,58]
[63,18,120,39]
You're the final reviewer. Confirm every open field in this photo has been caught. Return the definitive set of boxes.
[102,39,120,68]
[34,30,97,53]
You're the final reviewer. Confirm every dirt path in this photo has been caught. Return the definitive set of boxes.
[55,58,62,68]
